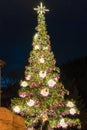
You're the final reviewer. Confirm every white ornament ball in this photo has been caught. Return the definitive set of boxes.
[21,81,28,87]
[35,45,39,50]
[59,118,68,128]
[39,58,45,63]
[40,88,49,97]
[66,101,75,108]
[47,79,56,88]
[34,33,38,39]
[70,108,76,115]
[13,106,20,113]
[39,71,46,79]
[25,75,31,80]
[27,99,35,107]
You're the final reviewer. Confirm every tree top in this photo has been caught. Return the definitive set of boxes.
[34,2,49,15]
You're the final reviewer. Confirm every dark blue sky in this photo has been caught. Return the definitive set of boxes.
[0,0,87,73]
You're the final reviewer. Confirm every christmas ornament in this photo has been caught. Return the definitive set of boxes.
[40,88,49,97]
[54,77,58,82]
[25,75,31,80]
[19,92,28,98]
[39,71,46,78]
[21,81,28,87]
[34,33,38,39]
[69,108,76,115]
[34,45,40,50]
[66,101,75,108]
[43,46,48,50]
[47,79,56,88]
[13,106,20,113]
[35,101,41,107]
[42,114,48,122]
[39,57,45,63]
[48,41,51,45]
[59,118,68,128]
[27,99,35,107]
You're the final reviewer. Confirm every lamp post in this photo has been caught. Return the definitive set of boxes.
[0,60,6,107]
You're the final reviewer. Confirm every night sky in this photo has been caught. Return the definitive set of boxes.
[0,0,87,73]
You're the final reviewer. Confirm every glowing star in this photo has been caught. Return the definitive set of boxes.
[69,108,76,115]
[34,2,49,15]
[40,88,49,97]
[39,71,46,78]
[66,101,75,108]
[47,79,56,88]
[13,106,20,113]
[27,99,35,107]
[21,81,28,87]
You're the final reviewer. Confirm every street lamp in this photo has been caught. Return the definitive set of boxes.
[0,59,6,107]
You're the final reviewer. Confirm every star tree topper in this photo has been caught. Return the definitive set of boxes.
[34,2,49,14]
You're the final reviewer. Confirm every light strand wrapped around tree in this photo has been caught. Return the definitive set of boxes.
[11,2,81,129]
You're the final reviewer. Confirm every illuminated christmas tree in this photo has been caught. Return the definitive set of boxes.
[11,2,81,129]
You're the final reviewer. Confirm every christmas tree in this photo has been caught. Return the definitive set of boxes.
[11,2,81,129]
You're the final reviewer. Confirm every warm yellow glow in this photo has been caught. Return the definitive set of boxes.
[34,2,49,14]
